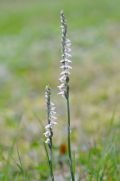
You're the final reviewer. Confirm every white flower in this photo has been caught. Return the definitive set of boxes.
[58,11,72,97]
[44,87,57,144]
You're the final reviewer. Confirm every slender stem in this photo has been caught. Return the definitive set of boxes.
[49,139,54,181]
[43,141,50,167]
[66,86,75,181]
[46,90,54,181]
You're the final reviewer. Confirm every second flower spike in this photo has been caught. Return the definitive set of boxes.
[44,86,57,145]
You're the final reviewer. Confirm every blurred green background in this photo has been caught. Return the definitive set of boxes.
[0,0,120,180]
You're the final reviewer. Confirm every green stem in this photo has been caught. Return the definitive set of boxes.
[66,87,75,181]
[46,88,54,181]
[49,139,54,181]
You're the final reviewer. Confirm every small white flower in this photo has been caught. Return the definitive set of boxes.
[44,130,51,138]
[45,138,50,144]
[45,124,51,129]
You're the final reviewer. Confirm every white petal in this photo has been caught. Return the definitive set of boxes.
[61,65,72,69]
[58,91,64,95]
[58,83,65,89]
[51,107,56,111]
[44,131,51,138]
[65,53,72,58]
[60,65,66,69]
[60,70,70,75]
[45,138,50,144]
[65,58,71,63]
[45,95,48,99]
[60,25,64,28]
[51,121,57,125]
[65,48,71,53]
[50,111,56,115]
[66,65,72,69]
[60,59,65,63]
[45,124,51,129]
[59,75,66,82]
[66,39,71,44]
[51,116,57,120]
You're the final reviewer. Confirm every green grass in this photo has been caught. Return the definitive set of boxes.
[0,0,120,180]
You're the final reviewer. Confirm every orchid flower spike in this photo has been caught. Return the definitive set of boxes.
[58,10,72,98]
[44,86,57,144]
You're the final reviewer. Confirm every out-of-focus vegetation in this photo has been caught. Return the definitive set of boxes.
[0,0,120,180]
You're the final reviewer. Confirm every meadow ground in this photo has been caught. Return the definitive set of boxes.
[0,0,120,180]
